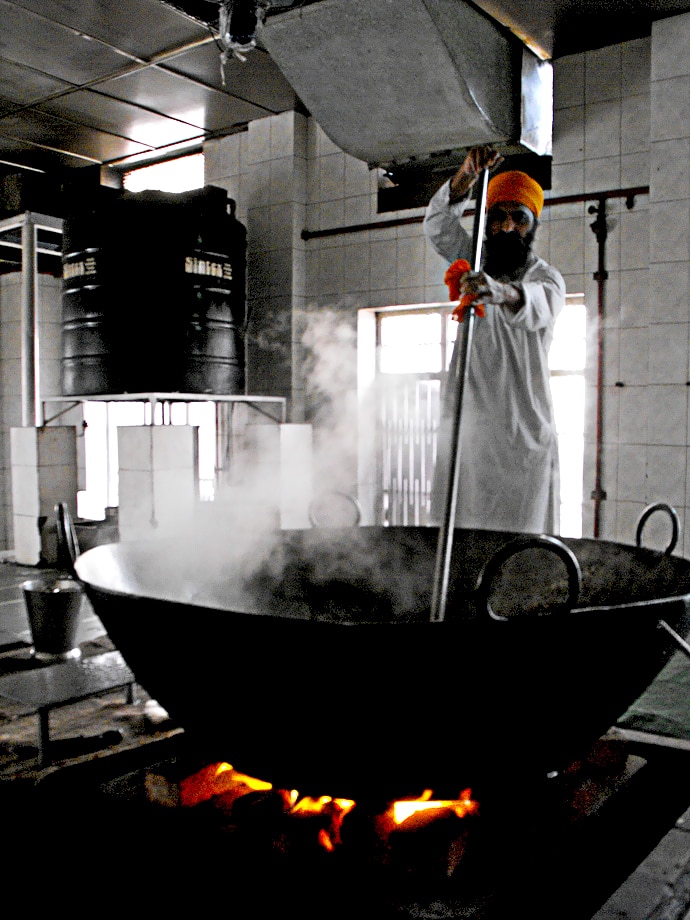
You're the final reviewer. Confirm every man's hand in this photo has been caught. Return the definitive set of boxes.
[445,259,484,321]
[449,145,504,203]
[459,270,524,313]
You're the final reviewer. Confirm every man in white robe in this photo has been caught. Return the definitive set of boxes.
[423,146,566,534]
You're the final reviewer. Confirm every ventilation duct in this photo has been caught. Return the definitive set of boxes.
[258,0,553,169]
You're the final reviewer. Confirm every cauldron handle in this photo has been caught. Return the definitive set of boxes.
[635,503,690,660]
[308,491,362,527]
[635,502,680,556]
[476,534,582,621]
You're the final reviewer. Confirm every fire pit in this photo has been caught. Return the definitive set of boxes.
[2,725,688,920]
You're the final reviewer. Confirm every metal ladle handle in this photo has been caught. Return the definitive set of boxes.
[430,167,490,623]
[476,534,583,621]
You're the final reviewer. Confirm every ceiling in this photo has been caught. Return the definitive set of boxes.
[1,0,690,183]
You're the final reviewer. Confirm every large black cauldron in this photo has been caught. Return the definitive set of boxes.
[73,520,690,802]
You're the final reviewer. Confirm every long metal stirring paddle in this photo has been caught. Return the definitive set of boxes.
[430,167,490,623]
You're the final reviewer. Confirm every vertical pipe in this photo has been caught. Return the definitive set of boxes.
[589,198,608,538]
[106,402,115,508]
[20,214,39,427]
[430,169,489,623]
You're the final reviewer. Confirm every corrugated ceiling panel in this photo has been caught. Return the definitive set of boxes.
[4,0,211,60]
[35,89,203,148]
[0,108,151,164]
[0,59,73,111]
[0,3,129,85]
[98,67,278,132]
[0,133,91,170]
[165,43,297,113]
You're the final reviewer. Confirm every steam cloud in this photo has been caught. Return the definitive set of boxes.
[100,309,434,621]
[300,308,359,494]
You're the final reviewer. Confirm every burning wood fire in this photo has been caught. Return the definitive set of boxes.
[179,761,274,808]
[389,788,479,827]
[173,761,479,856]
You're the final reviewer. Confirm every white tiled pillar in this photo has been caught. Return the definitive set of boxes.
[117,426,199,541]
[214,421,313,529]
[246,112,309,405]
[279,423,313,529]
[1,272,64,555]
[10,426,78,564]
[205,112,310,410]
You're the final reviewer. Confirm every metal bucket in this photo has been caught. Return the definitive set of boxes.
[22,577,83,662]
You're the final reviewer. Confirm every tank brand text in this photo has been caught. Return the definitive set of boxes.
[185,256,233,280]
[63,257,97,280]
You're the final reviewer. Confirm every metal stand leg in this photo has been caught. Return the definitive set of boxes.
[37,708,51,766]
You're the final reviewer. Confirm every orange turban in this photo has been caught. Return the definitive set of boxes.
[486,170,544,218]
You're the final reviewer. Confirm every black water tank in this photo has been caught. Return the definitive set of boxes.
[61,188,120,394]
[61,186,246,396]
[177,186,247,394]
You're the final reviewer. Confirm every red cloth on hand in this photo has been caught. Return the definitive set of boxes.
[444,259,485,322]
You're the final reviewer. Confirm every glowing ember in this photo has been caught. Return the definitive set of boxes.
[179,762,273,807]
[390,788,479,827]
[178,763,478,853]
[291,794,356,816]
[291,795,356,850]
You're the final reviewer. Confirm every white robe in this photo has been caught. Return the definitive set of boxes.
[424,179,566,535]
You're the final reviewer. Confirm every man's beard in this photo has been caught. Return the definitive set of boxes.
[483,228,536,280]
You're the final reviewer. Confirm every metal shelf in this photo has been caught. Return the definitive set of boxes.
[42,393,287,424]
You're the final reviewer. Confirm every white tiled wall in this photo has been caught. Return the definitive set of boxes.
[550,38,651,544]
[548,18,690,556]
[205,9,690,554]
[2,14,690,557]
[650,12,690,555]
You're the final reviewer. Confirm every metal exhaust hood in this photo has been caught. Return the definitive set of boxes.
[258,0,553,169]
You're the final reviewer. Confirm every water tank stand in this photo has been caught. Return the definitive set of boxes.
[0,211,63,427]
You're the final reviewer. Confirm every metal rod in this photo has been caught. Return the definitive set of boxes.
[301,186,649,241]
[430,168,489,623]
[589,198,608,538]
[657,619,690,661]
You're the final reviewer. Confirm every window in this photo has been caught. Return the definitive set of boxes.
[379,309,453,374]
[373,304,453,527]
[548,295,587,537]
[367,296,586,535]
[122,152,204,193]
